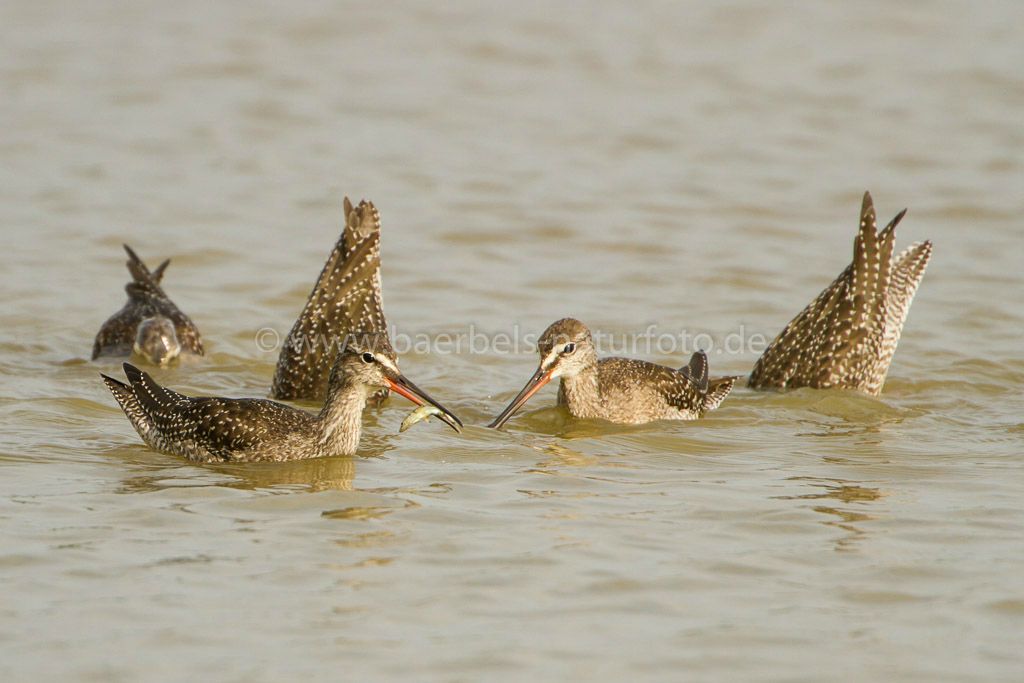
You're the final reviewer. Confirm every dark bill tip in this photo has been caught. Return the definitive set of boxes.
[487,366,553,430]
[387,374,464,433]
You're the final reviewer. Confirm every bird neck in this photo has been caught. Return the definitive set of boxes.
[559,360,603,418]
[316,377,368,457]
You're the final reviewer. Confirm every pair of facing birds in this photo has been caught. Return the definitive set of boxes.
[97,192,932,463]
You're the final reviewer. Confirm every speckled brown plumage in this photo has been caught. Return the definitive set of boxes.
[104,364,330,462]
[92,245,204,360]
[748,192,932,395]
[557,356,737,423]
[103,336,462,463]
[491,318,736,427]
[271,198,390,403]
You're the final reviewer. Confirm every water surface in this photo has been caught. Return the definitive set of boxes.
[2,2,1023,681]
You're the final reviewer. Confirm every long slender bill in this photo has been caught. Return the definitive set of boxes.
[487,366,553,429]
[387,373,463,433]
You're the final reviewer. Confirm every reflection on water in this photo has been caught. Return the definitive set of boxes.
[219,457,358,492]
[322,502,414,520]
[777,477,884,553]
[116,454,358,492]
[531,442,602,469]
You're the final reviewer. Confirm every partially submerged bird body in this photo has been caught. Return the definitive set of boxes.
[93,245,204,365]
[557,356,736,424]
[96,191,932,451]
[103,336,461,463]
[271,198,390,404]
[748,192,932,395]
[489,318,736,428]
[104,367,361,462]
[132,317,181,367]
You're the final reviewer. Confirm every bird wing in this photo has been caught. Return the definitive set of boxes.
[679,351,710,393]
[871,239,932,393]
[119,363,309,461]
[702,376,737,412]
[600,358,707,415]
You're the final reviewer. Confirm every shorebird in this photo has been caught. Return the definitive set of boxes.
[272,198,390,404]
[102,335,462,463]
[93,245,204,365]
[488,318,736,428]
[748,192,932,395]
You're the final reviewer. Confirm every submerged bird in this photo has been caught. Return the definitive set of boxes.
[272,197,390,404]
[92,245,204,366]
[132,317,181,367]
[748,192,932,395]
[489,318,736,428]
[102,335,462,463]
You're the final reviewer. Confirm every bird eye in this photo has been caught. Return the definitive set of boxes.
[562,342,576,355]
[361,352,375,364]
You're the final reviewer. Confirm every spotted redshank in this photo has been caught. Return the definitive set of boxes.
[489,318,736,428]
[748,192,932,395]
[102,335,462,462]
[272,197,390,404]
[93,245,204,365]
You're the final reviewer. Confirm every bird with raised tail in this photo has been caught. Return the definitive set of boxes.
[272,197,390,404]
[748,191,932,395]
[102,335,462,463]
[489,318,736,428]
[93,245,204,366]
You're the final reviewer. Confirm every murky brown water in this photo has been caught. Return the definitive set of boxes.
[2,2,1023,681]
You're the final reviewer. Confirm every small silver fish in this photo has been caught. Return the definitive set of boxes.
[400,405,455,433]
